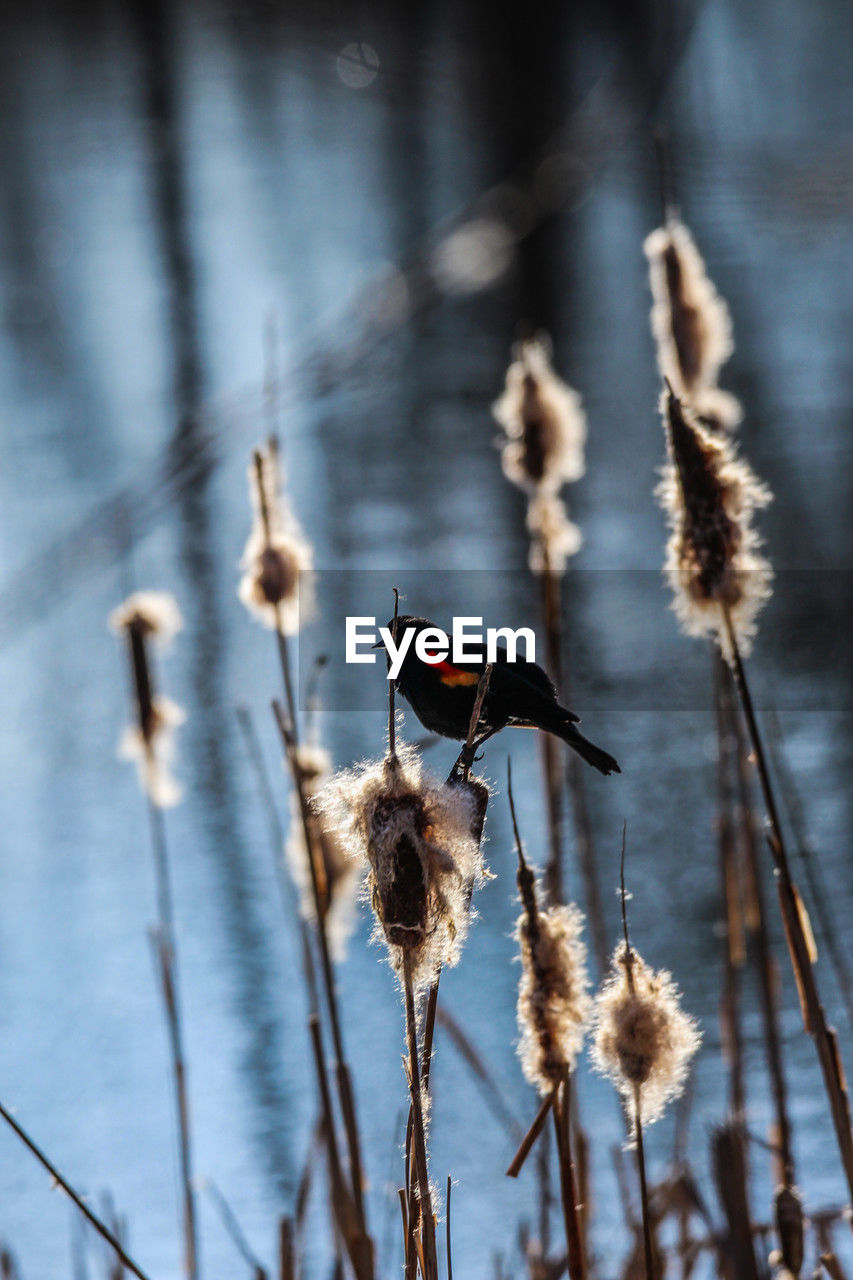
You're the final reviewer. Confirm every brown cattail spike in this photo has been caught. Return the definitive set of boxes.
[658,385,772,660]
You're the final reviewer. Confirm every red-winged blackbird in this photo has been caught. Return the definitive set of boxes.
[378,615,620,776]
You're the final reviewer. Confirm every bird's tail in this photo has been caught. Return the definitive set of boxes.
[532,703,620,775]
[559,722,621,776]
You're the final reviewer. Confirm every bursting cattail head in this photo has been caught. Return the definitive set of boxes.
[526,492,582,574]
[110,591,185,809]
[238,440,313,633]
[516,887,592,1095]
[314,745,487,990]
[493,337,586,495]
[644,218,739,430]
[592,942,701,1136]
[658,386,772,658]
[285,744,359,959]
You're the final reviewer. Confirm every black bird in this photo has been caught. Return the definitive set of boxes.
[378,615,620,776]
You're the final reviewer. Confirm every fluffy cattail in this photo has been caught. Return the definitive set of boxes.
[515,847,591,1093]
[526,492,582,574]
[644,217,740,431]
[285,744,359,959]
[238,440,312,633]
[592,942,701,1136]
[314,745,487,990]
[109,591,185,809]
[658,386,772,659]
[493,338,586,496]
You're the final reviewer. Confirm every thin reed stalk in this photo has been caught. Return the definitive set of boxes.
[729,679,795,1185]
[722,607,853,1209]
[713,653,746,1123]
[0,1101,152,1280]
[402,952,438,1280]
[552,1072,586,1280]
[620,841,655,1280]
[272,704,372,1272]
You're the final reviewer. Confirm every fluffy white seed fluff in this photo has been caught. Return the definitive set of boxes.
[109,591,183,646]
[118,695,186,809]
[314,745,487,990]
[645,218,738,427]
[592,942,701,1137]
[493,338,587,495]
[285,744,359,959]
[238,442,313,633]
[517,899,592,1094]
[658,389,772,659]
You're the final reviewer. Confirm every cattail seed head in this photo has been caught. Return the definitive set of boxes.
[645,218,738,427]
[525,492,582,574]
[493,338,586,495]
[285,744,359,959]
[110,591,185,809]
[238,441,313,633]
[516,888,592,1095]
[592,942,701,1136]
[314,745,487,990]
[658,387,772,659]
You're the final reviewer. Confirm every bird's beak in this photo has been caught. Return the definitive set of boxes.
[371,638,385,650]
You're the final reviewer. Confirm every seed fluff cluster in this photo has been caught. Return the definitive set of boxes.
[314,744,487,990]
[238,439,313,634]
[109,591,185,809]
[493,336,585,574]
[285,743,359,959]
[658,387,772,659]
[592,942,701,1138]
[644,216,741,433]
[516,885,592,1095]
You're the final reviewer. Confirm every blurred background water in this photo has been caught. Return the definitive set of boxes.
[0,0,850,1276]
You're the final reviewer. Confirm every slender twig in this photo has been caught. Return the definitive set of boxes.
[722,607,853,1208]
[402,954,438,1280]
[204,1180,268,1280]
[389,590,400,761]
[728,673,794,1186]
[506,1085,560,1179]
[620,831,655,1280]
[0,1101,152,1280]
[446,1177,453,1280]
[552,1073,586,1280]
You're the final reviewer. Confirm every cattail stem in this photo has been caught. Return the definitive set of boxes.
[150,927,199,1280]
[713,653,746,1124]
[0,1100,153,1280]
[402,953,438,1280]
[445,1176,453,1280]
[271,704,371,1263]
[506,1085,559,1178]
[729,678,795,1185]
[722,607,853,1209]
[553,1073,586,1280]
[388,590,400,762]
[633,1086,656,1280]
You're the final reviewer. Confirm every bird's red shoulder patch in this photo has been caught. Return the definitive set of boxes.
[432,660,481,687]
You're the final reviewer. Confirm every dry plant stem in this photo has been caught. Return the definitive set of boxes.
[204,1180,269,1280]
[0,1100,152,1280]
[553,1074,586,1280]
[713,654,746,1122]
[235,707,320,1016]
[445,1177,453,1280]
[766,711,853,1038]
[538,556,565,905]
[308,1015,370,1280]
[620,840,655,1280]
[540,551,608,974]
[729,685,794,1185]
[506,1084,560,1178]
[145,790,199,1280]
[402,953,438,1280]
[722,607,853,1207]
[271,703,369,1249]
